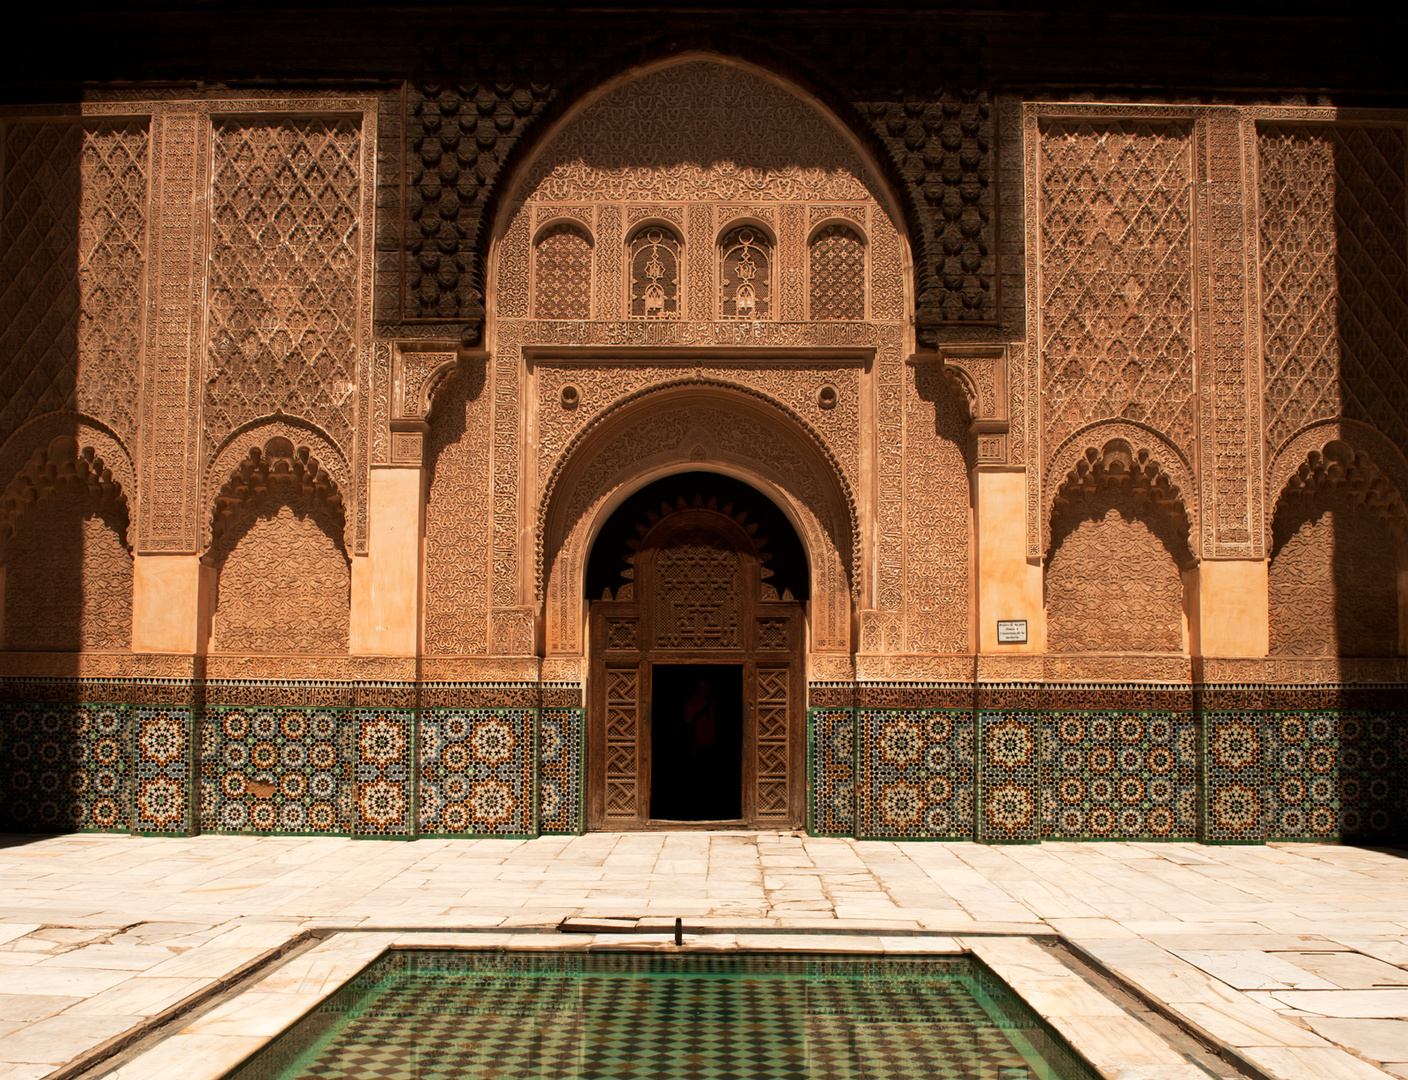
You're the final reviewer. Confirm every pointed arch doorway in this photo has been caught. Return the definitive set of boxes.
[586,480,806,831]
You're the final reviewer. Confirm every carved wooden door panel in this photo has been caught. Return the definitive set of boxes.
[587,502,803,830]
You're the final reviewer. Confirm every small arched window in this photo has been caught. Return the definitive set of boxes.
[628,225,681,318]
[719,225,772,319]
[534,222,593,319]
[809,224,866,320]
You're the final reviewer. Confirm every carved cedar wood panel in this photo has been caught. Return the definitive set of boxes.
[1259,125,1408,463]
[205,118,363,456]
[0,120,149,456]
[1038,120,1196,467]
[589,505,802,829]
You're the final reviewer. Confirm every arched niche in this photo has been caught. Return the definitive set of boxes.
[539,383,856,657]
[1268,438,1408,657]
[1045,436,1197,654]
[0,434,133,652]
[202,434,351,655]
[490,54,911,326]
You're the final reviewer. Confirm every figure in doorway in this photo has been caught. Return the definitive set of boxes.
[683,677,718,811]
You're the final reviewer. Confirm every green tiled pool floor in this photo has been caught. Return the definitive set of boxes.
[231,951,1100,1080]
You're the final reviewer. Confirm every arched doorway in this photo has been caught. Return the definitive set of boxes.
[587,480,806,830]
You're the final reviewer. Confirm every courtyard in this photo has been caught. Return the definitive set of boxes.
[0,832,1403,1079]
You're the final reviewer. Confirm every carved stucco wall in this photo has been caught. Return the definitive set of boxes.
[1259,124,1408,467]
[423,363,493,655]
[1268,441,1406,658]
[495,61,906,323]
[1269,488,1401,657]
[1023,104,1279,567]
[3,484,132,652]
[1047,484,1191,654]
[0,119,148,467]
[1036,119,1196,467]
[209,484,350,655]
[538,384,856,658]
[458,59,928,659]
[1045,441,1196,654]
[205,117,364,457]
[903,362,972,653]
[393,37,994,338]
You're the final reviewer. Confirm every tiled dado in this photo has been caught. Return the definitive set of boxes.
[1,679,1401,844]
[0,680,584,840]
[809,683,1406,845]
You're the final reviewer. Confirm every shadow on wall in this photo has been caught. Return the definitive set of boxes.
[1330,127,1408,659]
[0,120,138,839]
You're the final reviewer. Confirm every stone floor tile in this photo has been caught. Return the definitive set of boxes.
[0,1064,51,1080]
[1270,990,1408,1018]
[0,995,81,1023]
[1279,951,1408,989]
[0,1012,138,1064]
[1245,1045,1398,1080]
[1174,998,1324,1047]
[1303,1018,1408,1063]
[1171,949,1340,990]
[181,991,326,1037]
[0,966,132,997]
[66,977,209,1018]
[104,1033,268,1080]
[1046,1013,1188,1067]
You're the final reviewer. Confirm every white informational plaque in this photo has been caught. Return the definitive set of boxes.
[996,620,1028,644]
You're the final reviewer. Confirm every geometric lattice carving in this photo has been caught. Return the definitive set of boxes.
[534,223,592,319]
[755,666,789,821]
[1270,442,1406,657]
[1047,440,1195,653]
[77,121,150,448]
[652,539,741,649]
[1039,121,1195,461]
[809,224,865,320]
[206,118,362,453]
[207,438,350,654]
[719,226,772,319]
[0,123,81,452]
[629,225,681,319]
[1,442,132,652]
[604,666,639,821]
[1259,125,1408,459]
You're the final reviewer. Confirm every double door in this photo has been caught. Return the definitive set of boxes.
[585,506,804,829]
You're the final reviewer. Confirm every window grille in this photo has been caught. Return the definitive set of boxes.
[628,225,681,318]
[719,226,772,319]
[809,224,866,320]
[534,223,593,319]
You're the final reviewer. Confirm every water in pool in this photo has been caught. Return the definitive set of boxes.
[229,950,1101,1080]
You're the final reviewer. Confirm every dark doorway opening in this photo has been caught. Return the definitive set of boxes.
[650,664,743,822]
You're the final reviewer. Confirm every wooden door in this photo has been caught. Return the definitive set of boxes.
[587,500,803,829]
